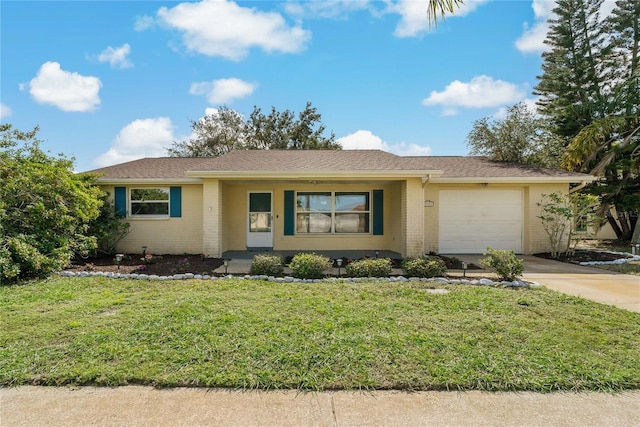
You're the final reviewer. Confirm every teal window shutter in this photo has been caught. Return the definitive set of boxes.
[373,190,383,235]
[170,187,182,218]
[284,190,294,235]
[114,187,126,217]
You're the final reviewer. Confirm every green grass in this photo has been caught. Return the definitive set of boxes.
[595,261,640,276]
[2,277,639,392]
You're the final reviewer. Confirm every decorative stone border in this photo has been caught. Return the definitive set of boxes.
[58,270,540,288]
[578,251,640,266]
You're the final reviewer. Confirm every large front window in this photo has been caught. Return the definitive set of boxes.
[130,188,169,216]
[296,192,370,234]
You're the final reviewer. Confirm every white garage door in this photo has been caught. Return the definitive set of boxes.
[439,189,523,254]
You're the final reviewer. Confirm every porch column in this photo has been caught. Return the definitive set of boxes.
[202,179,222,257]
[402,178,425,258]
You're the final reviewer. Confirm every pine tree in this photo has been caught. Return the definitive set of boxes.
[556,0,640,240]
[534,0,607,139]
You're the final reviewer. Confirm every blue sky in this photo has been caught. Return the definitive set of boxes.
[1,0,617,172]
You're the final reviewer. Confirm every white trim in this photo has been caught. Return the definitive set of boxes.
[247,191,274,248]
[97,178,202,185]
[431,176,596,184]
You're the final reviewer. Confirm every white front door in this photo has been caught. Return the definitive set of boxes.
[247,191,273,248]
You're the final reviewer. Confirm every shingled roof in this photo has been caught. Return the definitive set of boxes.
[88,150,594,182]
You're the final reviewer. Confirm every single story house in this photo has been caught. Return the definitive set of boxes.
[89,150,595,258]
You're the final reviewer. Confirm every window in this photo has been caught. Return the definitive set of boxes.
[130,188,170,216]
[296,192,370,234]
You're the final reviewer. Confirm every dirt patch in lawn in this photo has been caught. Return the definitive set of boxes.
[67,254,224,276]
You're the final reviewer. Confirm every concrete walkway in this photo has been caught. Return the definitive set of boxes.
[2,386,639,426]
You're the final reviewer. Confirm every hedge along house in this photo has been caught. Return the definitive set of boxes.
[89,150,596,258]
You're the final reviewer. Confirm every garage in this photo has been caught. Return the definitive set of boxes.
[438,189,523,254]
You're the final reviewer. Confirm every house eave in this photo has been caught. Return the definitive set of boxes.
[430,176,597,184]
[185,170,444,180]
[96,178,204,185]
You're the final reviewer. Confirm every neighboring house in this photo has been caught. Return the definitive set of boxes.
[89,150,595,258]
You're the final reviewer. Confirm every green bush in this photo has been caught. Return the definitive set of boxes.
[1,124,102,284]
[288,253,332,279]
[346,258,392,278]
[249,254,283,276]
[402,257,447,278]
[480,248,524,281]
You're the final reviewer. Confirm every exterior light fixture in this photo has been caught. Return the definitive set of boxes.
[462,261,468,277]
[115,254,124,271]
[223,259,229,275]
[141,246,147,256]
[375,250,380,258]
[336,258,343,276]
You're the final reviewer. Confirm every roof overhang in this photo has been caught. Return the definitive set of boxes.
[96,178,204,185]
[185,170,443,180]
[430,176,597,184]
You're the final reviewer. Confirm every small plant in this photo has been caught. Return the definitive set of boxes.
[288,253,332,279]
[140,253,160,264]
[480,248,523,281]
[249,254,284,276]
[174,257,191,273]
[346,258,392,278]
[402,257,447,278]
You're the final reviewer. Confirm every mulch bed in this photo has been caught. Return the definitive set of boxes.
[68,253,481,276]
[534,250,633,264]
[68,254,224,276]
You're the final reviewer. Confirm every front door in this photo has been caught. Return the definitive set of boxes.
[247,191,273,249]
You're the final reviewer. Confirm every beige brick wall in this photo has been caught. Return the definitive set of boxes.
[404,178,424,258]
[202,180,222,257]
[106,184,204,255]
[220,182,400,253]
[422,182,571,255]
[525,183,568,254]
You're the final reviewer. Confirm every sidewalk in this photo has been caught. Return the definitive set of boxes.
[2,386,639,426]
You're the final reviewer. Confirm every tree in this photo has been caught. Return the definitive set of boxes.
[534,0,607,139]
[535,0,640,241]
[167,106,246,157]
[167,102,340,157]
[1,124,102,283]
[427,0,464,27]
[466,102,563,167]
[537,192,600,258]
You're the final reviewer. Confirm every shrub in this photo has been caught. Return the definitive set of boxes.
[1,124,102,284]
[346,258,392,278]
[480,248,524,281]
[288,253,332,279]
[249,254,284,276]
[402,257,447,278]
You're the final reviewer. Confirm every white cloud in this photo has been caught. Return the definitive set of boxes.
[134,15,155,31]
[284,1,372,19]
[515,0,554,53]
[95,117,176,167]
[155,0,311,61]
[516,0,617,54]
[24,62,101,112]
[0,103,12,120]
[97,43,133,69]
[190,78,256,105]
[422,75,526,114]
[337,130,432,156]
[390,0,488,38]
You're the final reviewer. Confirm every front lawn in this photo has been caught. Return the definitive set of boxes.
[1,277,639,391]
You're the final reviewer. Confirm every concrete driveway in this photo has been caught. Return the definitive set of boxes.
[453,255,639,312]
[519,255,640,313]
